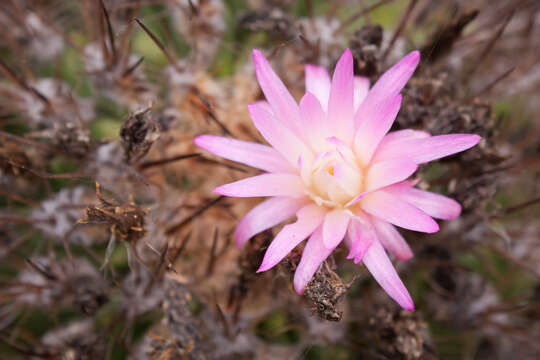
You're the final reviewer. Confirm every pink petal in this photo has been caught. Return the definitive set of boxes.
[327,49,355,144]
[362,240,414,310]
[380,129,431,143]
[346,215,375,262]
[235,197,309,248]
[353,76,370,112]
[257,204,326,272]
[365,158,418,192]
[354,94,403,166]
[370,216,413,260]
[385,184,461,220]
[305,64,331,111]
[325,136,357,164]
[297,154,311,185]
[194,135,294,173]
[357,50,420,118]
[214,173,305,198]
[333,162,362,196]
[254,100,273,114]
[253,49,303,135]
[248,102,313,167]
[299,92,326,149]
[361,190,439,233]
[322,209,351,249]
[372,134,481,164]
[293,226,334,294]
[345,191,367,207]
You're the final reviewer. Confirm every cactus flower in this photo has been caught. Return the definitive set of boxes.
[194,48,480,310]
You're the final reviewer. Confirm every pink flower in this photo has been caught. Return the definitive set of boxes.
[194,49,480,311]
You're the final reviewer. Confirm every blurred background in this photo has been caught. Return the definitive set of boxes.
[0,0,539,359]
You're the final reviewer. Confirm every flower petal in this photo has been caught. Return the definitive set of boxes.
[253,49,303,135]
[214,174,304,198]
[293,226,334,294]
[357,50,420,117]
[327,49,355,144]
[372,134,481,164]
[322,209,351,248]
[370,216,413,260]
[333,161,363,196]
[354,94,403,166]
[257,204,326,272]
[353,76,370,112]
[365,158,418,192]
[299,92,326,149]
[345,192,367,207]
[362,240,414,310]
[346,214,375,262]
[235,197,309,248]
[361,190,439,233]
[253,100,273,114]
[248,102,313,167]
[194,135,294,173]
[305,64,331,111]
[379,129,430,145]
[385,183,461,220]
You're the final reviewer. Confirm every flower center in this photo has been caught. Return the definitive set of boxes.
[303,138,365,209]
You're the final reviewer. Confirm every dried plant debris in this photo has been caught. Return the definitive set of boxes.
[169,0,226,69]
[227,231,272,315]
[141,278,207,360]
[0,140,35,178]
[239,8,295,39]
[0,1,539,359]
[0,75,95,128]
[297,16,346,67]
[120,107,161,164]
[364,306,436,360]
[79,182,146,244]
[0,4,64,61]
[36,122,93,158]
[421,9,479,63]
[31,187,96,245]
[304,261,350,322]
[350,24,384,77]
[40,319,107,360]
[7,256,106,313]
